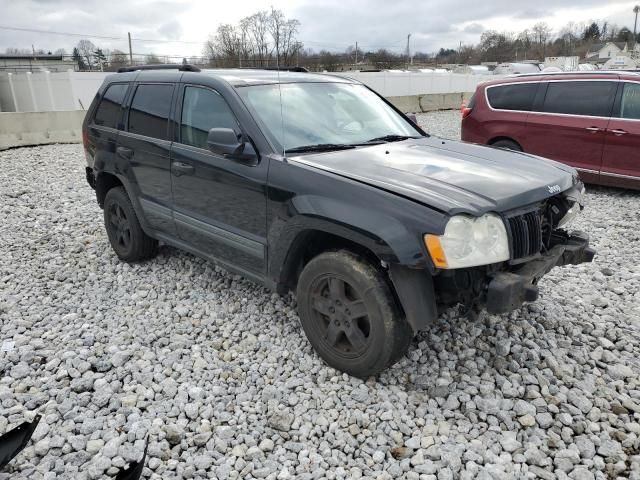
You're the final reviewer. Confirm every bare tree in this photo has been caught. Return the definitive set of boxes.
[246,10,271,66]
[145,54,162,64]
[109,49,129,70]
[532,22,552,58]
[268,7,286,65]
[5,47,31,55]
[76,39,97,69]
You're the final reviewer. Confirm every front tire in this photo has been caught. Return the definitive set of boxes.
[103,187,158,262]
[296,250,412,378]
[491,139,522,151]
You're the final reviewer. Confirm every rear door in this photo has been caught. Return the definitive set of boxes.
[86,83,129,172]
[525,80,618,183]
[601,81,640,188]
[118,82,176,235]
[170,84,268,277]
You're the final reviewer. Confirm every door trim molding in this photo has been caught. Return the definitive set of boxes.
[174,211,265,259]
[139,198,173,220]
[600,170,640,180]
[575,167,599,175]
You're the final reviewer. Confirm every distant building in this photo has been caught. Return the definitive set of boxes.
[585,42,628,60]
[544,56,580,71]
[603,55,638,70]
[0,54,76,72]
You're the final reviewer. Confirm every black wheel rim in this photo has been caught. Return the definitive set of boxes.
[108,203,131,250]
[309,275,372,358]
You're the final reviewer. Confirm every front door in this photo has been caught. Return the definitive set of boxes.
[170,84,268,277]
[601,82,640,188]
[524,80,618,184]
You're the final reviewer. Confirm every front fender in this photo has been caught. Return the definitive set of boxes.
[267,193,447,285]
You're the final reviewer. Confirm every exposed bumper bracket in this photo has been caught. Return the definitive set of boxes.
[486,231,594,314]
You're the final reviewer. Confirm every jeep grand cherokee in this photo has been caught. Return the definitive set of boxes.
[82,65,595,378]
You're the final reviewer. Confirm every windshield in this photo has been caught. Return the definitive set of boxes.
[237,82,423,153]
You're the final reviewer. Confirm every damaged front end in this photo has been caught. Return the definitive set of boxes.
[434,186,595,315]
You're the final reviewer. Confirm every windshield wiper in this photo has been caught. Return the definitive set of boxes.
[363,134,421,143]
[286,143,356,154]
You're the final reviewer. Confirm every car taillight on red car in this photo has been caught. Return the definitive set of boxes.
[461,104,473,119]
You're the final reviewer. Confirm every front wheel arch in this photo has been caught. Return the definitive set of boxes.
[488,137,523,152]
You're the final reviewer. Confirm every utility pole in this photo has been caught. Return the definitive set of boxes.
[406,34,411,70]
[355,41,358,67]
[128,32,133,65]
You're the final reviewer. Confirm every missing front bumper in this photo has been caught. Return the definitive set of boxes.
[486,231,595,314]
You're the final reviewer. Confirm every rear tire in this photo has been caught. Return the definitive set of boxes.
[491,139,522,151]
[296,250,413,378]
[103,187,158,262]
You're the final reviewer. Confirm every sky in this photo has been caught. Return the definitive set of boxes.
[1,0,639,58]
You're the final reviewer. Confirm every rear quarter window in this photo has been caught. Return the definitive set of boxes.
[486,83,538,111]
[93,83,128,128]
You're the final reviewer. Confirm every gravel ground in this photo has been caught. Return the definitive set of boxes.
[1,110,640,480]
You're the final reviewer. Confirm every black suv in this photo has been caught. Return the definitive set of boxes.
[83,65,595,378]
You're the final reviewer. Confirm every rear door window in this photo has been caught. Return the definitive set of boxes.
[180,86,239,149]
[541,81,617,117]
[619,83,640,120]
[127,84,174,140]
[94,83,128,128]
[486,83,538,111]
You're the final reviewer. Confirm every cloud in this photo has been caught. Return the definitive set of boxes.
[463,23,485,34]
[158,20,183,40]
[0,0,637,57]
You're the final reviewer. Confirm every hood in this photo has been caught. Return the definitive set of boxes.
[290,137,578,215]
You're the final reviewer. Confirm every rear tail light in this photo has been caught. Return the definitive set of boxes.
[82,128,89,149]
[461,104,473,119]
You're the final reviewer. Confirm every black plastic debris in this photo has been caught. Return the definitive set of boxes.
[115,437,148,480]
[0,414,42,470]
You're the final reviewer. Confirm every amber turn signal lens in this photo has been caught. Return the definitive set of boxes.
[424,234,448,269]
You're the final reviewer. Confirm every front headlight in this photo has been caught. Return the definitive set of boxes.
[425,214,510,269]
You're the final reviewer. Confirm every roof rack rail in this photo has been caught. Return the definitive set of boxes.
[117,64,201,73]
[510,70,638,78]
[259,66,309,72]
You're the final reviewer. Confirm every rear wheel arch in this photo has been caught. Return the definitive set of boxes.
[95,171,124,208]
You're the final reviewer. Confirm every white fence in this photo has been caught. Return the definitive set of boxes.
[332,71,495,97]
[0,70,496,113]
[0,71,106,112]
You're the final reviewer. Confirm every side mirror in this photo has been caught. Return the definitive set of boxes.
[207,128,244,157]
[407,113,418,124]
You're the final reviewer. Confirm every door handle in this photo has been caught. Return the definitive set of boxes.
[171,161,195,176]
[609,129,628,136]
[585,127,602,133]
[116,146,133,159]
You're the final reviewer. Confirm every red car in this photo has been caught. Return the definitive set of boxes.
[461,71,640,189]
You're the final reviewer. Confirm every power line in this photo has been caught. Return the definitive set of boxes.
[0,25,411,51]
[0,25,203,45]
[0,25,121,40]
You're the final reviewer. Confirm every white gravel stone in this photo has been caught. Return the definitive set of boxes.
[1,114,639,478]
